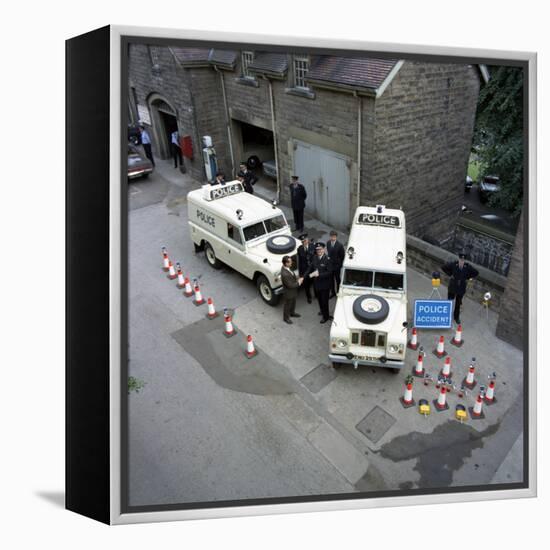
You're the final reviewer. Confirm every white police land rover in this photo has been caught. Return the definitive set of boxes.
[187,181,299,305]
[329,205,408,371]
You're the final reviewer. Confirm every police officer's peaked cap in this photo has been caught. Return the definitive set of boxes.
[315,242,325,250]
[458,253,466,259]
[291,175,299,180]
[299,233,309,241]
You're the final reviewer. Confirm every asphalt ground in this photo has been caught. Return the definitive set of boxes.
[127,158,524,507]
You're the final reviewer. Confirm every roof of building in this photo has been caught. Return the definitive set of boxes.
[306,56,399,93]
[248,53,288,78]
[344,206,407,274]
[171,47,211,67]
[209,49,238,70]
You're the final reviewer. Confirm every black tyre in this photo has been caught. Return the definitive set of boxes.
[256,274,280,306]
[352,294,390,324]
[266,235,296,254]
[247,155,261,169]
[204,242,222,269]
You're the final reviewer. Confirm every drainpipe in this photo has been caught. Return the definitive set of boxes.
[264,75,281,201]
[215,66,235,177]
[354,91,362,210]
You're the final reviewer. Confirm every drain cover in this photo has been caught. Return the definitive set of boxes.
[300,363,338,394]
[356,406,396,443]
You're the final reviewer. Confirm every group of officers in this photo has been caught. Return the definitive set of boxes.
[280,231,345,325]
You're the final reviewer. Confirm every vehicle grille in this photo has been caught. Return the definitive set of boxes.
[360,330,386,348]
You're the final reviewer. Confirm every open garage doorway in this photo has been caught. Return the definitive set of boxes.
[234,120,277,193]
[149,95,178,160]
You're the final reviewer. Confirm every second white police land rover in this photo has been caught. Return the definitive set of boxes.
[329,205,408,371]
[187,181,299,305]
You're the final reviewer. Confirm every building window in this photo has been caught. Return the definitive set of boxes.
[241,51,254,79]
[293,56,309,89]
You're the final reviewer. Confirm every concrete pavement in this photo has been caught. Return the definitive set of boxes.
[127,159,525,506]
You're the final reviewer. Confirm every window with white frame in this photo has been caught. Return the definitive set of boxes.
[241,51,254,78]
[293,56,309,89]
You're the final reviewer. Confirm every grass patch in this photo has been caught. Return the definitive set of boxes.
[468,159,482,182]
[128,376,146,394]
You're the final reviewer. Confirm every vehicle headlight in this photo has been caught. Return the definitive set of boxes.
[336,338,348,349]
[389,344,399,353]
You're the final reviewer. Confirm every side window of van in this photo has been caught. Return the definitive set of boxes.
[227,223,242,245]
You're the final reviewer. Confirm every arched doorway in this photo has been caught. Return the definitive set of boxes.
[147,93,179,160]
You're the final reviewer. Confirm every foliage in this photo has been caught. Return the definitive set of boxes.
[128,376,146,394]
[472,66,524,217]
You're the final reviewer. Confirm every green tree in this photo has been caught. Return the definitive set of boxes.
[473,66,524,217]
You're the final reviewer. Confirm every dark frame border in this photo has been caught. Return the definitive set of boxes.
[120,34,530,515]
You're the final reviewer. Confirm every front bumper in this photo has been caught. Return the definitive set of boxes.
[329,353,405,369]
[273,285,284,295]
[128,168,153,179]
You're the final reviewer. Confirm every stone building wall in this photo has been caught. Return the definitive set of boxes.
[367,62,480,244]
[496,212,525,349]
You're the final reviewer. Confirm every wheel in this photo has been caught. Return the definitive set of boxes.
[266,235,297,254]
[256,274,280,306]
[352,294,390,324]
[390,368,400,374]
[204,242,222,269]
[142,173,150,179]
[247,155,261,169]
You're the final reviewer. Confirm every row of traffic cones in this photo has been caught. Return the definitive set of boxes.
[408,326,464,353]
[162,247,258,359]
[401,375,497,420]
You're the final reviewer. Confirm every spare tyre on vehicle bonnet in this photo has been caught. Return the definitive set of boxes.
[266,235,296,254]
[352,294,390,324]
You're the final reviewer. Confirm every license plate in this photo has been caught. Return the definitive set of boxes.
[356,356,377,361]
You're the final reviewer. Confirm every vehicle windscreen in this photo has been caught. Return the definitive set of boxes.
[243,222,267,241]
[374,271,404,290]
[343,269,374,287]
[264,215,287,233]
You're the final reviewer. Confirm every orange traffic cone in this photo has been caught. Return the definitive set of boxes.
[462,360,477,390]
[485,379,497,405]
[167,260,177,280]
[183,277,193,297]
[176,263,185,288]
[223,309,236,338]
[206,297,219,319]
[451,324,464,347]
[441,356,452,378]
[408,328,419,350]
[469,391,485,419]
[433,335,447,358]
[400,382,415,408]
[433,385,449,411]
[412,350,425,377]
[193,282,205,306]
[245,335,258,359]
[162,247,170,272]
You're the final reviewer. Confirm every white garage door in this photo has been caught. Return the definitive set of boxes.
[294,140,351,228]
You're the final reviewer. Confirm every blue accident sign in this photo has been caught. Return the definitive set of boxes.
[414,300,453,329]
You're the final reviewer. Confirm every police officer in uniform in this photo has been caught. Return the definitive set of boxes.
[326,230,345,297]
[441,253,479,324]
[238,162,258,194]
[305,242,334,323]
[297,234,315,303]
[289,175,307,232]
[281,255,303,324]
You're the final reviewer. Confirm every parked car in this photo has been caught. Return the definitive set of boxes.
[262,159,277,179]
[478,175,501,203]
[127,144,153,180]
[465,175,473,193]
[128,124,141,145]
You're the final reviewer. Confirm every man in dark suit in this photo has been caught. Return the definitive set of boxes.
[326,230,345,297]
[238,162,258,194]
[281,255,303,324]
[289,175,307,232]
[297,234,315,303]
[441,253,479,324]
[305,242,334,323]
